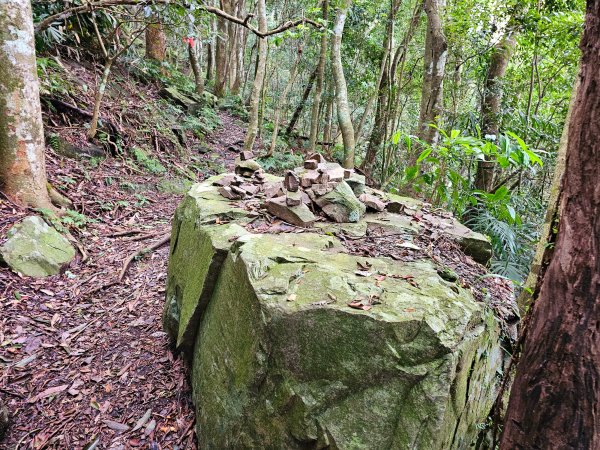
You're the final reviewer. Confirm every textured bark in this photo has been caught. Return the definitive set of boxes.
[88,59,113,139]
[188,41,205,94]
[331,0,355,169]
[308,0,329,153]
[474,32,517,192]
[500,4,600,448]
[145,16,166,61]
[323,90,334,150]
[284,66,318,136]
[0,0,53,210]
[517,77,579,314]
[242,0,267,151]
[361,0,401,175]
[268,47,302,156]
[417,0,447,146]
[214,0,230,97]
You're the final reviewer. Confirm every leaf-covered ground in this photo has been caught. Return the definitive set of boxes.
[0,102,247,449]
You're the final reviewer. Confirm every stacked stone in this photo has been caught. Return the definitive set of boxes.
[215,151,403,228]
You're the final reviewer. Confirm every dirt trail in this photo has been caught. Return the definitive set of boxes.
[0,112,243,450]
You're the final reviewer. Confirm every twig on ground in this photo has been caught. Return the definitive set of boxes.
[118,233,171,282]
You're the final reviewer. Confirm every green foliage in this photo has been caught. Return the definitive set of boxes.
[130,147,166,174]
[37,58,70,96]
[219,95,248,120]
[258,152,304,174]
[39,208,96,232]
[181,107,221,137]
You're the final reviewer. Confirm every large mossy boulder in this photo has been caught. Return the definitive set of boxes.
[0,216,75,277]
[164,177,507,449]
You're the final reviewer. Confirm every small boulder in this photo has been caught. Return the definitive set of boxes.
[304,159,318,170]
[359,193,386,212]
[266,197,316,228]
[239,150,254,161]
[314,181,366,223]
[286,190,303,206]
[0,216,75,278]
[284,170,300,192]
[345,173,366,196]
[235,157,262,177]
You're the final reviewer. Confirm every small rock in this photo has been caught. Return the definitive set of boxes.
[0,216,75,278]
[307,152,326,163]
[346,173,366,196]
[300,177,313,188]
[264,182,285,199]
[304,159,318,170]
[344,169,352,179]
[314,181,366,223]
[240,150,254,161]
[240,183,260,195]
[213,175,235,187]
[317,171,330,184]
[386,201,404,214]
[266,197,316,228]
[286,190,303,206]
[231,186,247,197]
[284,171,300,192]
[359,194,386,212]
[311,182,338,197]
[219,186,243,200]
[235,157,262,177]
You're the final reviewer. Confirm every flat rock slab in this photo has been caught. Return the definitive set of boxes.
[0,216,75,278]
[163,176,508,449]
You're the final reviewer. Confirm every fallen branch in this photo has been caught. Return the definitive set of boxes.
[118,233,171,281]
[35,0,323,37]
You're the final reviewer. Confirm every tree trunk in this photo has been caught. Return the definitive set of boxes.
[188,40,205,94]
[87,58,113,139]
[500,4,600,448]
[474,32,517,192]
[285,66,318,136]
[308,0,329,153]
[268,47,302,156]
[243,0,267,151]
[417,0,448,146]
[361,0,401,174]
[517,76,579,314]
[323,89,334,151]
[331,0,355,169]
[145,15,166,62]
[0,0,54,210]
[214,0,230,97]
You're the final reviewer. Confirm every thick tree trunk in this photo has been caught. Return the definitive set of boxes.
[417,0,448,146]
[0,0,54,210]
[145,15,166,62]
[285,66,318,136]
[474,32,517,192]
[500,4,600,448]
[243,0,267,151]
[331,0,355,169]
[308,0,329,153]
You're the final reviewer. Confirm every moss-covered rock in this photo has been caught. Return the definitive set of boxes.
[164,177,507,449]
[0,216,75,277]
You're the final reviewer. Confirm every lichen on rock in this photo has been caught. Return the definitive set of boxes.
[0,215,75,278]
[163,175,513,449]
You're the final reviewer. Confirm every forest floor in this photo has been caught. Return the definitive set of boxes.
[0,99,251,448]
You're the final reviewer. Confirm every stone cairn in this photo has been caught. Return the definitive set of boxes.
[214,151,404,228]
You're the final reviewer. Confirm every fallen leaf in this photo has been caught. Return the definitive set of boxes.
[104,419,130,432]
[29,384,69,403]
[132,408,152,431]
